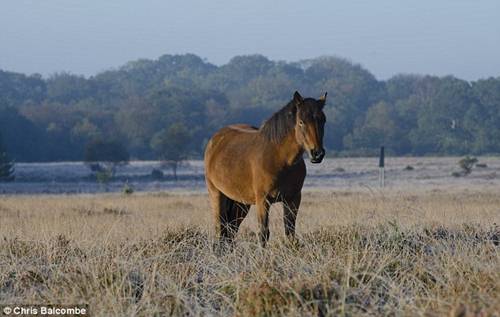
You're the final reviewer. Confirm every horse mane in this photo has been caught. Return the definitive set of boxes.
[260,100,296,143]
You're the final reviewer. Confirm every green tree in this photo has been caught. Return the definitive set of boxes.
[469,78,500,153]
[150,123,191,180]
[344,101,408,154]
[0,70,46,107]
[0,106,44,161]
[1,53,500,160]
[46,72,91,104]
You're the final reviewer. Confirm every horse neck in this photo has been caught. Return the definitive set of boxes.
[273,131,304,166]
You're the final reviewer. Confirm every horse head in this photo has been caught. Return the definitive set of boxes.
[292,91,327,163]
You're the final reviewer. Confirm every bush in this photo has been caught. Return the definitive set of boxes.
[96,169,112,185]
[458,156,478,175]
[84,139,129,177]
[451,171,463,177]
[151,168,164,180]
[122,182,134,195]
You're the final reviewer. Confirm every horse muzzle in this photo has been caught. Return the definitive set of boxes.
[310,148,325,164]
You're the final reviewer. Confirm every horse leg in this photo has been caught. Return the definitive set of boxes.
[219,195,235,246]
[215,192,248,250]
[214,201,250,252]
[256,197,271,247]
[283,193,301,241]
[206,180,229,250]
[227,202,250,241]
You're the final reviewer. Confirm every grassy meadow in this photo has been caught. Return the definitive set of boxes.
[0,188,499,316]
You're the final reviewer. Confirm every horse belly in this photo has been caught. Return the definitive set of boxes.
[213,176,255,204]
[205,131,257,204]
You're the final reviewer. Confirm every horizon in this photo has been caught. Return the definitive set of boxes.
[2,52,500,83]
[1,0,499,81]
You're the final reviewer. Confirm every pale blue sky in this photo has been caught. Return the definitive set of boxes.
[1,0,499,80]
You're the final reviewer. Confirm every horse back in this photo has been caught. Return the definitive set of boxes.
[226,124,259,132]
[205,124,261,161]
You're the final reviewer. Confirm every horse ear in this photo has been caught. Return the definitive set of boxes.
[293,91,304,106]
[318,92,327,108]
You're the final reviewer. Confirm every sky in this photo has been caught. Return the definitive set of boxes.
[1,0,499,80]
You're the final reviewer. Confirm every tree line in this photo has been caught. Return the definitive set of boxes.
[1,53,499,163]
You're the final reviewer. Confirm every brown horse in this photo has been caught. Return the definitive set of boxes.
[204,91,327,247]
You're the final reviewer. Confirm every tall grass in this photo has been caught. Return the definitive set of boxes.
[0,189,499,316]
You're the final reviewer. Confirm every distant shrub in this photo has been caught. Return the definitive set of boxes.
[151,168,164,180]
[84,139,129,178]
[458,156,478,176]
[123,182,134,195]
[334,167,345,172]
[88,163,103,172]
[476,163,487,168]
[96,169,112,185]
[451,171,463,178]
[404,165,414,171]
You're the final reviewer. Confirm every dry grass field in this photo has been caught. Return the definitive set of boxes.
[0,188,499,316]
